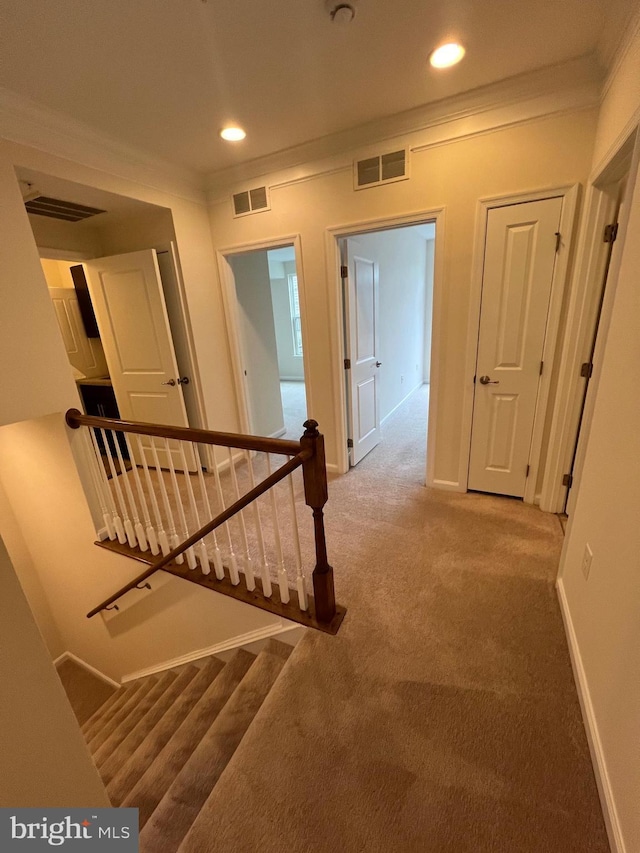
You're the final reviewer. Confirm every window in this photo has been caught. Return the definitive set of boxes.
[288,274,303,357]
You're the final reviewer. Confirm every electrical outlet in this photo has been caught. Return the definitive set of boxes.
[582,543,593,580]
[400,375,404,384]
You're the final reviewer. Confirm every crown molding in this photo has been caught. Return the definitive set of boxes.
[205,55,602,197]
[0,87,206,205]
[599,5,640,102]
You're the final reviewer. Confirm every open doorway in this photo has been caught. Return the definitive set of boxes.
[338,223,435,476]
[224,243,308,440]
[17,168,207,455]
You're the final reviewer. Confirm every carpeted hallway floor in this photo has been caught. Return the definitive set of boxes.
[178,385,609,853]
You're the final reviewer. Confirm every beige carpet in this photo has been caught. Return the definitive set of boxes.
[175,385,609,852]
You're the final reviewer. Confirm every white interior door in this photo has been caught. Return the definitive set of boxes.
[83,249,194,470]
[468,197,563,497]
[344,239,381,465]
[48,286,108,380]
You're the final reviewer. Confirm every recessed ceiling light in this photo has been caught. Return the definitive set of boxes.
[220,126,246,142]
[429,43,465,69]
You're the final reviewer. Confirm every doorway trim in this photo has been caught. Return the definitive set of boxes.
[325,207,445,481]
[463,184,580,504]
[216,234,311,436]
[540,132,637,512]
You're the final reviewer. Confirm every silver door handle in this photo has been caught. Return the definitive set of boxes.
[479,375,499,385]
[161,379,176,386]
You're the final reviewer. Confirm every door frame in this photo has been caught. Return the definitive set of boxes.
[463,184,580,504]
[216,234,311,436]
[540,132,637,512]
[325,207,445,480]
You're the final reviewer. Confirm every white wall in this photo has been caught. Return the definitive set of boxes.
[0,477,62,658]
[269,258,304,381]
[207,109,598,479]
[0,535,108,807]
[349,225,432,421]
[231,252,285,437]
[558,21,640,853]
[28,212,103,256]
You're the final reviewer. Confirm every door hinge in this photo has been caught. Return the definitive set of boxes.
[539,361,544,376]
[562,473,573,487]
[555,231,562,252]
[526,464,530,478]
[344,358,351,370]
[347,438,354,449]
[603,223,619,243]
[340,265,348,278]
[580,362,593,379]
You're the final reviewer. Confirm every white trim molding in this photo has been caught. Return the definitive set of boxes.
[216,234,312,437]
[556,579,626,853]
[206,56,601,198]
[54,651,121,690]
[120,621,300,682]
[540,131,639,512]
[463,184,581,504]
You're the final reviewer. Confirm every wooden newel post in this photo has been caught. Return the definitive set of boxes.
[301,419,336,624]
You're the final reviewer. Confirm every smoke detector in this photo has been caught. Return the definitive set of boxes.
[326,1,356,24]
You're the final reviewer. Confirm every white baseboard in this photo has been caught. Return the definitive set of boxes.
[54,651,121,690]
[269,426,287,439]
[380,382,425,426]
[120,621,301,683]
[326,463,340,474]
[556,578,625,853]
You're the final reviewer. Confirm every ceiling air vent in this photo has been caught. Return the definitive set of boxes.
[24,196,106,222]
[232,186,270,217]
[354,149,409,190]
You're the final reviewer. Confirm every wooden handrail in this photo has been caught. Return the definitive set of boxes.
[87,450,309,617]
[65,408,302,456]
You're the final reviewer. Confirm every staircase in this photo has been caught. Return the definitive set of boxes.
[77,639,293,852]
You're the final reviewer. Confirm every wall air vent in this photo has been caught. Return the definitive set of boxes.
[354,149,409,190]
[232,186,270,217]
[24,196,106,222]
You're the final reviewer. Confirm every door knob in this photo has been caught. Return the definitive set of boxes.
[177,376,190,385]
[375,361,382,368]
[479,375,499,385]
[161,379,176,386]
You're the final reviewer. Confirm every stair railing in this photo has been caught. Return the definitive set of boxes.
[65,409,345,634]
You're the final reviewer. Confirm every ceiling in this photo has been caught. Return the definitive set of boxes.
[0,0,636,178]
[15,167,165,228]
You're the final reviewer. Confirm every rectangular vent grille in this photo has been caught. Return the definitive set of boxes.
[25,196,106,222]
[233,186,270,217]
[354,149,408,190]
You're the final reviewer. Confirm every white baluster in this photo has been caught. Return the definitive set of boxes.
[99,428,128,545]
[210,448,238,582]
[225,449,250,587]
[112,431,142,549]
[134,436,163,556]
[287,470,308,610]
[265,453,290,604]
[149,438,183,563]
[246,451,272,598]
[83,428,116,540]
[194,444,225,580]
[122,434,156,553]
[179,442,210,574]
[163,438,197,570]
